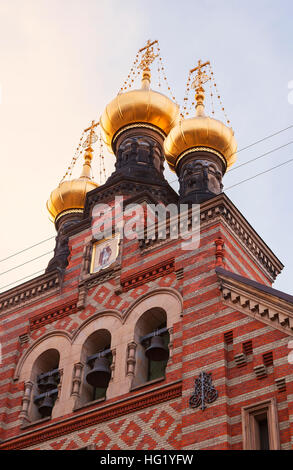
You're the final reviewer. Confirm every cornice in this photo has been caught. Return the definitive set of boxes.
[0,270,60,316]
[83,177,178,219]
[121,258,175,291]
[200,193,283,281]
[217,269,293,337]
[29,298,78,331]
[0,194,283,313]
[138,193,283,282]
[0,381,182,450]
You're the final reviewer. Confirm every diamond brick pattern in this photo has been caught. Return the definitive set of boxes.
[120,422,142,447]
[136,434,157,450]
[28,399,181,450]
[151,410,175,437]
[129,284,149,300]
[94,431,111,449]
[1,193,292,452]
[79,304,96,321]
[92,285,111,302]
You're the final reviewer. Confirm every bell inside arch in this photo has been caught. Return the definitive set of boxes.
[145,334,169,362]
[40,374,57,391]
[38,394,54,418]
[86,356,111,388]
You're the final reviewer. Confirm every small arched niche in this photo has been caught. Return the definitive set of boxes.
[30,349,60,422]
[132,307,169,388]
[80,329,112,405]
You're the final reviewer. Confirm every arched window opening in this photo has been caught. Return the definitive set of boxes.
[30,349,60,422]
[133,308,169,388]
[80,329,112,405]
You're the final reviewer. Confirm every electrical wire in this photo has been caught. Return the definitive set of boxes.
[0,269,45,292]
[225,157,293,191]
[0,124,292,270]
[1,155,293,292]
[236,125,293,154]
[229,141,293,172]
[168,133,293,186]
[0,236,55,264]
[0,250,53,277]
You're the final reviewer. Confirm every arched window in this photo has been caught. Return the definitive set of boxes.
[30,349,60,422]
[80,329,112,405]
[132,308,169,388]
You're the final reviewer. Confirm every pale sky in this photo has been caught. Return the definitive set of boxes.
[0,0,292,294]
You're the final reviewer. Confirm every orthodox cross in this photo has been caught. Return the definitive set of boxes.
[83,120,98,149]
[190,59,210,92]
[189,371,218,410]
[138,39,159,72]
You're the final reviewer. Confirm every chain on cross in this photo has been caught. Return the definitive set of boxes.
[138,39,159,72]
[190,59,211,92]
[83,120,98,149]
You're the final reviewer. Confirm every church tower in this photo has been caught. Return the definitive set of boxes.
[0,41,292,452]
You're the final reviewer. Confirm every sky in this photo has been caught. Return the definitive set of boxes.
[0,0,293,294]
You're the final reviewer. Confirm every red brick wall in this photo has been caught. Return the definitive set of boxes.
[0,200,291,450]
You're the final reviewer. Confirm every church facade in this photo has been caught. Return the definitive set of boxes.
[0,45,292,451]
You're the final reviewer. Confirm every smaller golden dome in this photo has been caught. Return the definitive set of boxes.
[164,70,237,172]
[100,71,179,152]
[47,146,98,223]
[164,115,237,171]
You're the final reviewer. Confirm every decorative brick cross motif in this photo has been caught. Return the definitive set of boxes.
[189,372,218,411]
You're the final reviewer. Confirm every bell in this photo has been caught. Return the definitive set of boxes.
[38,374,57,392]
[145,335,169,362]
[38,394,54,418]
[37,376,47,392]
[86,356,111,388]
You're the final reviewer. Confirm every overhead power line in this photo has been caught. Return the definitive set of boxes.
[0,236,55,264]
[229,141,293,172]
[1,156,293,292]
[225,158,293,191]
[0,269,45,292]
[0,124,292,270]
[168,133,293,187]
[0,250,53,277]
[236,125,293,155]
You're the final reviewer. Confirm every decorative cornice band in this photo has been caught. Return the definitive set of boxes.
[0,381,182,450]
[176,146,227,170]
[112,122,166,149]
[55,208,84,224]
[137,194,282,282]
[84,181,178,218]
[217,271,293,336]
[29,299,78,331]
[0,271,60,316]
[121,258,175,291]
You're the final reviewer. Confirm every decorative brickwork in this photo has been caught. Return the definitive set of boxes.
[121,259,175,291]
[0,383,181,450]
[0,270,60,314]
[29,300,78,331]
[0,192,292,451]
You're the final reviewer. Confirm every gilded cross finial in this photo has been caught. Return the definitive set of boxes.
[83,120,98,149]
[138,39,159,72]
[190,59,210,92]
[189,59,210,116]
[80,120,99,180]
[138,39,158,89]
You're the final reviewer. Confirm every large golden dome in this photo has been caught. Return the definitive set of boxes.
[164,89,237,172]
[100,71,179,152]
[47,147,98,224]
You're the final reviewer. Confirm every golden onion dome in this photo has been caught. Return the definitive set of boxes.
[100,70,179,152]
[164,87,237,172]
[47,146,98,224]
